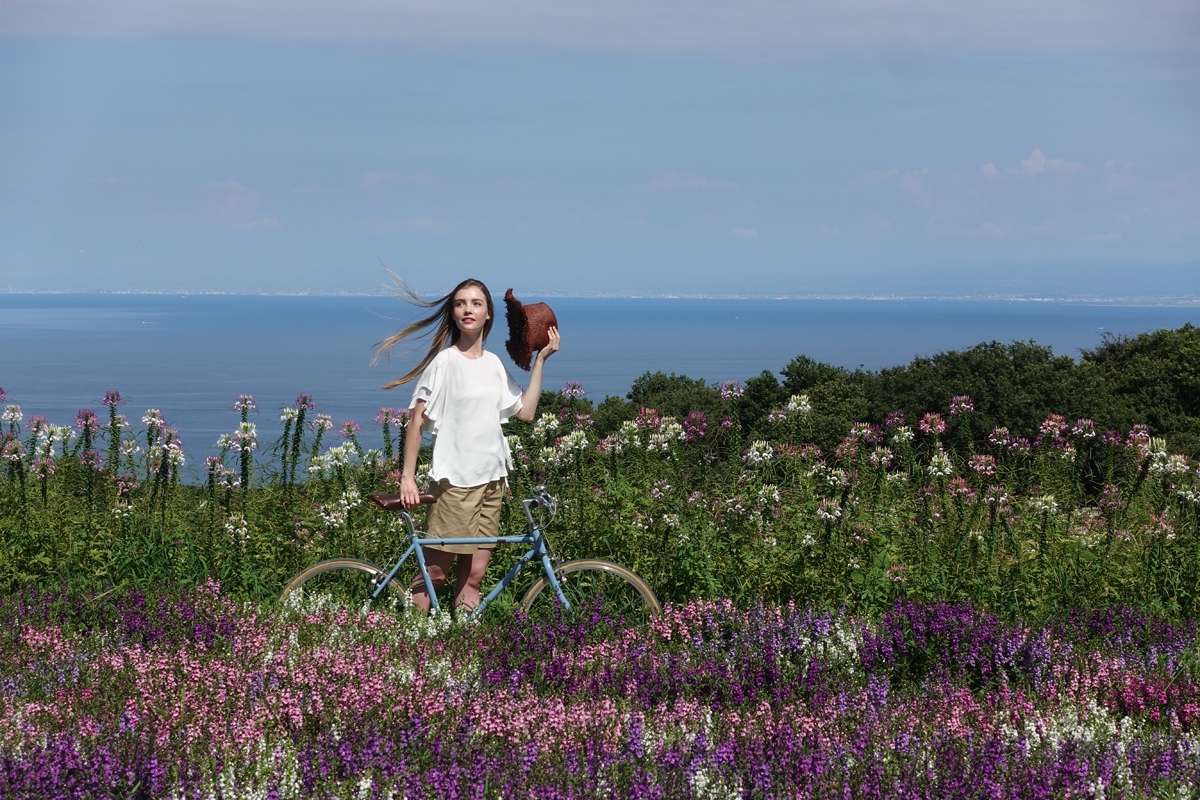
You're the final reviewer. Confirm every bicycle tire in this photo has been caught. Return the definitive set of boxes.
[279,558,404,611]
[520,559,661,625]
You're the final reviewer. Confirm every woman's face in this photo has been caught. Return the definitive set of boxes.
[452,285,491,334]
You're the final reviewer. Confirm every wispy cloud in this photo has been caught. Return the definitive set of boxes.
[980,149,1087,178]
[360,214,450,235]
[361,172,437,189]
[731,227,758,239]
[849,168,932,205]
[645,171,738,191]
[2,0,1194,56]
[1103,160,1136,191]
[203,181,280,230]
[971,222,1012,238]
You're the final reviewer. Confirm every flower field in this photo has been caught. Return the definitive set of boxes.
[3,330,1200,797]
[1,381,1199,618]
[3,583,1200,798]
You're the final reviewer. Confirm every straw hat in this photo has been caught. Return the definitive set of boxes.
[503,289,558,371]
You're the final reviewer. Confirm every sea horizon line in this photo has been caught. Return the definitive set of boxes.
[2,289,1199,307]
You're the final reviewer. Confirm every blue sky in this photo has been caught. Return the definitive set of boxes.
[1,0,1197,297]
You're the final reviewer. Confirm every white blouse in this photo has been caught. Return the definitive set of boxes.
[409,348,524,487]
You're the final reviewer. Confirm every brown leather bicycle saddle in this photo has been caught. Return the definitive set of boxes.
[371,493,437,511]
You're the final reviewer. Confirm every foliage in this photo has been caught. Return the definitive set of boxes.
[3,375,1200,621]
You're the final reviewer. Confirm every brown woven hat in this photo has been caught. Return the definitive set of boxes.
[503,289,558,371]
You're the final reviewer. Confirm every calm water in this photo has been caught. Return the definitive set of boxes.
[1,294,1196,473]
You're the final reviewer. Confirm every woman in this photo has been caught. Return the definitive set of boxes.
[375,278,559,614]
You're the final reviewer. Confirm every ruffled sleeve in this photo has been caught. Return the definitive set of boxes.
[409,353,447,435]
[498,363,524,423]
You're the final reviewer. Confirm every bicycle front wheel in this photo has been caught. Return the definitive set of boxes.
[520,559,661,625]
[279,558,405,612]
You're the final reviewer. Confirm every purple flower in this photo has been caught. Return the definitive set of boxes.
[375,408,395,424]
[683,411,707,442]
[75,409,100,435]
[885,410,906,429]
[233,395,256,413]
[720,381,744,400]
[560,381,586,399]
[31,456,55,479]
[0,387,5,402]
[339,421,361,438]
[103,390,123,407]
[295,394,315,411]
[948,395,974,415]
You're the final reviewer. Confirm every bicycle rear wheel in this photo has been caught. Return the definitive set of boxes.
[279,558,405,612]
[520,559,661,626]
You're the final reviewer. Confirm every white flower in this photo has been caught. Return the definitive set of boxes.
[817,497,843,522]
[743,440,774,467]
[557,429,590,456]
[758,484,781,504]
[659,418,684,442]
[280,407,299,423]
[927,448,954,477]
[225,512,249,542]
[786,394,812,415]
[891,426,915,445]
[618,420,641,448]
[532,412,560,441]
[1028,494,1059,515]
[1,405,22,425]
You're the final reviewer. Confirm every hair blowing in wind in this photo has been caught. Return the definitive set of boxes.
[372,274,495,389]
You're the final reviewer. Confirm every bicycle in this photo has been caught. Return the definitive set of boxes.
[279,488,661,623]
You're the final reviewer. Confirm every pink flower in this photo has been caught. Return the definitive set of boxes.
[919,413,946,435]
[988,427,1011,448]
[339,421,362,438]
[295,394,315,411]
[885,411,906,429]
[32,457,55,479]
[948,395,974,415]
[683,411,707,442]
[103,390,122,407]
[969,454,997,476]
[0,388,5,402]
[634,408,660,430]
[1040,414,1068,440]
[720,381,744,400]
[233,395,256,413]
[75,409,100,435]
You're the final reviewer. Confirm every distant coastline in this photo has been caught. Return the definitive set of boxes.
[3,289,1200,307]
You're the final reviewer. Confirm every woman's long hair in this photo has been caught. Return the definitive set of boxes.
[372,275,495,389]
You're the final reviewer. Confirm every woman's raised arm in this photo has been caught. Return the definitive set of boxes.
[515,326,560,422]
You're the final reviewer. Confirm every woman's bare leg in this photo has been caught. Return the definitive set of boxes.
[410,548,456,612]
[454,548,493,615]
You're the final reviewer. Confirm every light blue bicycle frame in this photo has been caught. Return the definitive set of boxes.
[370,495,572,620]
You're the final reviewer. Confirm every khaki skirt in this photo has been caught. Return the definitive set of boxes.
[424,478,505,554]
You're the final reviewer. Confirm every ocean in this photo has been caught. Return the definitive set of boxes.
[2,294,1195,473]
